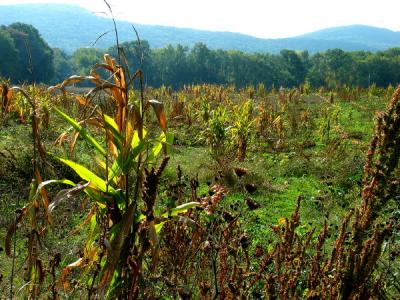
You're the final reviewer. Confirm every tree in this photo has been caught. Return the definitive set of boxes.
[364,54,397,87]
[151,44,190,87]
[0,27,19,80]
[307,49,356,88]
[108,40,152,80]
[52,48,73,84]
[6,23,54,83]
[187,43,221,83]
[280,49,307,86]
[70,48,104,76]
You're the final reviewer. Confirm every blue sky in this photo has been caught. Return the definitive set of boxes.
[1,0,400,38]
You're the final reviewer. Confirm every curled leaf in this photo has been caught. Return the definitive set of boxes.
[149,99,167,131]
[48,182,90,214]
[61,258,84,291]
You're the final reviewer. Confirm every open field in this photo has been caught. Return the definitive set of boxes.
[1,68,400,298]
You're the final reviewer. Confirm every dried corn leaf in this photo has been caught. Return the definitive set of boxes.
[54,131,69,146]
[149,99,167,131]
[75,96,88,106]
[70,205,97,236]
[61,258,84,291]
[34,168,49,214]
[91,63,114,75]
[5,207,28,256]
[70,131,80,155]
[86,117,103,129]
[60,75,90,87]
[48,181,90,214]
[104,54,117,72]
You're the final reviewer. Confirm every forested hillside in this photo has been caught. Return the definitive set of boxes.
[0,4,399,54]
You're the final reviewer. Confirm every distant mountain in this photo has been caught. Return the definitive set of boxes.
[299,25,400,50]
[0,4,399,54]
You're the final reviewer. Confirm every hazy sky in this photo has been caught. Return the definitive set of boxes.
[1,0,400,38]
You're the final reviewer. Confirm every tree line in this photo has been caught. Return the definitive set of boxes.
[1,22,400,88]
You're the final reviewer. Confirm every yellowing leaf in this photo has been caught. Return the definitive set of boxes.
[278,217,286,225]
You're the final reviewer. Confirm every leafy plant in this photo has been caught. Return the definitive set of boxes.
[230,100,255,161]
[201,105,232,164]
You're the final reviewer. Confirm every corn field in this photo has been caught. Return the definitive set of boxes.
[0,47,400,299]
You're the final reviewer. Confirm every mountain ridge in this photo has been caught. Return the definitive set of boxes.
[0,3,399,53]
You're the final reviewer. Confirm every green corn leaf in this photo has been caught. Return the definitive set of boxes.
[95,157,121,185]
[116,151,136,175]
[108,159,122,183]
[131,128,147,149]
[155,222,164,234]
[165,202,201,217]
[118,136,147,174]
[108,223,122,242]
[104,114,124,151]
[136,214,146,223]
[84,187,107,206]
[153,132,166,157]
[95,156,106,171]
[155,202,200,233]
[54,107,106,156]
[165,132,174,155]
[131,130,140,149]
[147,132,166,162]
[55,156,112,193]
[103,114,121,135]
[131,139,147,160]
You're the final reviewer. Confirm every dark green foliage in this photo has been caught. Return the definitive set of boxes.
[279,49,308,86]
[51,48,73,84]
[308,49,356,88]
[72,43,400,89]
[70,48,103,76]
[0,28,19,80]
[108,40,152,75]
[5,23,54,83]
[150,44,191,88]
[2,21,400,89]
